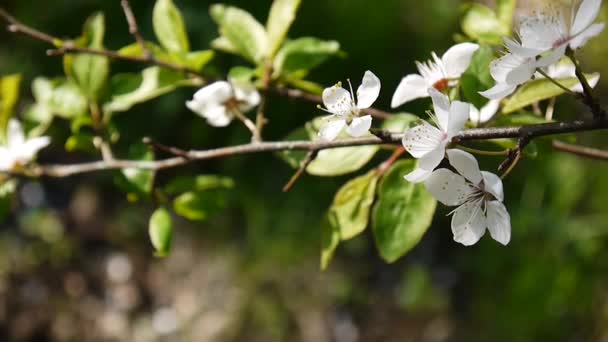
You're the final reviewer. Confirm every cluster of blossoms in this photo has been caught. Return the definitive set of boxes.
[181,0,603,247]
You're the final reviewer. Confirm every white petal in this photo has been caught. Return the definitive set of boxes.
[570,23,605,49]
[356,71,381,109]
[447,101,470,138]
[186,99,206,116]
[486,201,511,245]
[192,81,232,104]
[322,85,353,115]
[402,122,446,158]
[346,115,372,137]
[470,100,500,123]
[479,83,517,100]
[233,83,261,111]
[404,167,434,183]
[519,13,564,50]
[446,149,482,184]
[428,88,450,132]
[442,42,480,78]
[490,53,525,83]
[571,0,603,35]
[6,119,25,148]
[16,136,51,162]
[451,200,487,246]
[204,105,233,127]
[424,168,474,206]
[505,58,537,85]
[536,45,567,68]
[318,119,346,142]
[0,147,15,171]
[391,74,429,108]
[481,171,504,202]
[504,38,543,58]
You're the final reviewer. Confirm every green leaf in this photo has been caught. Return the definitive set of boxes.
[173,190,227,221]
[65,133,96,153]
[266,0,302,58]
[104,67,199,113]
[460,3,504,44]
[330,170,379,240]
[210,37,240,55]
[64,12,109,102]
[28,77,88,121]
[0,179,16,224]
[372,160,437,263]
[164,175,234,195]
[183,50,215,71]
[273,37,340,78]
[210,4,269,63]
[119,143,155,198]
[502,77,584,114]
[496,0,516,32]
[0,74,21,142]
[228,66,256,83]
[153,0,190,53]
[149,207,173,257]
[320,211,340,270]
[381,113,419,132]
[284,77,324,95]
[460,46,495,108]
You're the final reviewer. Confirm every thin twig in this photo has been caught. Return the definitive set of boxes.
[377,146,406,175]
[143,137,190,160]
[282,150,319,192]
[232,108,259,141]
[552,140,608,161]
[536,68,577,96]
[567,48,606,119]
[120,0,151,59]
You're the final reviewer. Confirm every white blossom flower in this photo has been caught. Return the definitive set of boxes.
[186,80,260,127]
[479,52,538,100]
[392,43,479,108]
[536,59,600,92]
[0,119,50,171]
[469,99,501,124]
[425,149,511,246]
[317,70,381,142]
[401,88,469,183]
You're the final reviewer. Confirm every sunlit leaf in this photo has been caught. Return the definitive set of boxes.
[496,0,516,32]
[0,179,16,223]
[273,37,340,78]
[149,207,173,257]
[266,0,302,58]
[164,175,234,195]
[65,133,96,153]
[330,170,379,240]
[173,190,228,221]
[321,211,340,270]
[381,113,419,132]
[461,3,504,44]
[210,4,269,63]
[153,0,190,53]
[0,74,21,142]
[372,160,436,263]
[116,143,155,200]
[502,77,586,114]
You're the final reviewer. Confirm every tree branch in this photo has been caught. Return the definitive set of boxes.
[120,0,152,59]
[552,140,608,161]
[12,118,605,178]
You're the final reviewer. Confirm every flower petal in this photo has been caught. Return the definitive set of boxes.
[570,22,605,49]
[0,147,14,171]
[204,105,233,127]
[481,171,504,202]
[318,118,346,142]
[479,83,517,100]
[447,101,470,138]
[234,83,261,112]
[192,81,232,104]
[451,199,487,246]
[6,119,25,148]
[402,121,445,158]
[486,200,511,245]
[356,70,381,109]
[505,58,537,85]
[442,42,480,78]
[404,167,434,183]
[346,115,372,137]
[391,74,429,108]
[571,0,603,35]
[504,38,543,58]
[490,53,523,83]
[429,88,450,132]
[470,100,500,124]
[322,85,353,115]
[424,168,474,206]
[446,149,482,184]
[406,143,447,183]
[17,136,51,162]
[536,44,567,68]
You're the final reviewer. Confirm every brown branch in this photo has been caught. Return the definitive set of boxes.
[120,0,151,59]
[15,118,607,178]
[552,140,608,161]
[282,150,318,192]
[567,48,606,119]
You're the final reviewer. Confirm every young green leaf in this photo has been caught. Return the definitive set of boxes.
[164,175,234,196]
[502,77,588,114]
[460,46,495,108]
[460,3,503,44]
[173,190,227,221]
[330,170,379,240]
[65,133,96,153]
[265,0,302,58]
[0,74,21,142]
[496,0,516,33]
[119,143,155,198]
[153,0,190,53]
[372,160,437,263]
[149,207,173,257]
[64,12,109,102]
[28,77,88,120]
[210,4,269,63]
[321,211,341,270]
[273,37,340,78]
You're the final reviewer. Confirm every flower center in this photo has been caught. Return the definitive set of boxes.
[433,79,449,92]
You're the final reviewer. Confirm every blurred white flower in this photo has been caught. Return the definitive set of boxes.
[186,80,260,127]
[425,149,511,246]
[0,119,50,171]
[469,99,501,124]
[317,70,381,141]
[401,88,469,183]
[392,43,479,108]
[479,52,538,100]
